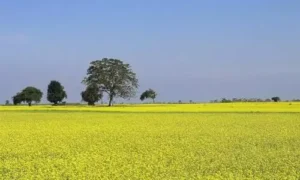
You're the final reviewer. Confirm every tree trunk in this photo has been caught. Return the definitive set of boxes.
[88,102,95,106]
[108,95,114,107]
[152,98,155,103]
[28,102,32,106]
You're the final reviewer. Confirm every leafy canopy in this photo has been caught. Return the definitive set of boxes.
[12,86,43,106]
[81,84,103,105]
[271,97,281,102]
[47,80,67,105]
[83,58,138,106]
[13,93,23,105]
[140,89,157,102]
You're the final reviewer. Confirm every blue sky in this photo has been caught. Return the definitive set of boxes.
[0,0,299,103]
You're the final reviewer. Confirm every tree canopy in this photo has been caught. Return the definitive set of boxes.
[140,89,157,103]
[81,84,103,105]
[12,93,23,105]
[271,97,281,102]
[12,87,43,106]
[83,58,138,106]
[47,80,67,105]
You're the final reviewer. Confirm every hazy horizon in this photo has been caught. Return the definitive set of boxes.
[1,1,300,103]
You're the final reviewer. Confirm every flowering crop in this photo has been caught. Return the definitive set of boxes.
[1,102,300,113]
[0,108,300,179]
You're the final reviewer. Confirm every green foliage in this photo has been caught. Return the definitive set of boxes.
[81,85,103,105]
[5,100,10,105]
[83,58,138,106]
[212,98,278,103]
[12,87,43,106]
[140,89,157,103]
[47,80,67,105]
[221,98,232,103]
[272,97,281,102]
[12,93,23,105]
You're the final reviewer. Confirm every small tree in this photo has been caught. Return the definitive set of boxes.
[265,98,272,102]
[140,89,157,103]
[12,93,24,105]
[12,87,43,106]
[81,85,103,105]
[221,98,232,103]
[83,58,138,106]
[47,80,67,105]
[271,97,281,102]
[5,100,10,105]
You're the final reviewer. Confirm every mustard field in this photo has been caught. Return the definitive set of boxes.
[1,102,300,113]
[0,104,300,179]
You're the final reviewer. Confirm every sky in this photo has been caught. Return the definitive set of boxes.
[0,0,299,103]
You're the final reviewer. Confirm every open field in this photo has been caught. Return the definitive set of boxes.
[0,105,300,179]
[1,102,300,113]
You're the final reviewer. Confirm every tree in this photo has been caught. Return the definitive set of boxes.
[81,84,103,105]
[21,87,43,106]
[140,89,157,103]
[5,100,10,105]
[47,80,67,105]
[271,97,281,102]
[12,92,24,105]
[12,87,43,106]
[265,98,272,102]
[221,98,232,103]
[82,58,138,106]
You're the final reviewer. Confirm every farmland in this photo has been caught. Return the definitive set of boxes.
[1,102,300,113]
[0,104,300,179]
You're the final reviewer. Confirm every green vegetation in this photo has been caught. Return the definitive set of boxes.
[140,89,157,103]
[272,96,281,102]
[12,86,43,106]
[47,80,67,105]
[82,58,139,106]
[81,84,103,106]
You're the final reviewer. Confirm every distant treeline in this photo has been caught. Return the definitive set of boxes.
[210,97,300,103]
[3,58,299,106]
[6,58,158,107]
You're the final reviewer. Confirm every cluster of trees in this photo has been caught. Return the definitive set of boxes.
[12,81,67,106]
[12,87,43,106]
[212,97,282,103]
[81,58,139,106]
[9,58,297,106]
[10,58,158,106]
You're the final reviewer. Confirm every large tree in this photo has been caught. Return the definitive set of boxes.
[83,58,139,106]
[81,84,103,105]
[47,80,67,105]
[140,89,157,103]
[271,96,281,102]
[12,87,43,106]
